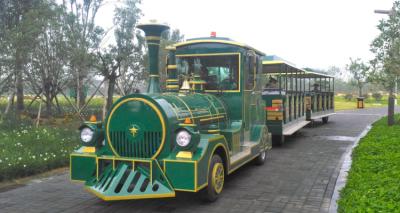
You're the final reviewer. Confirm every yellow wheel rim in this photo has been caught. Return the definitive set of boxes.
[212,162,224,194]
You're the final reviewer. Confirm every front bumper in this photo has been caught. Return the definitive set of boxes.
[70,153,175,201]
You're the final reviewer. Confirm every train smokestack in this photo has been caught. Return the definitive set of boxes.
[137,20,170,93]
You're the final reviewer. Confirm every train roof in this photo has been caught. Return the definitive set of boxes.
[262,55,334,78]
[173,37,265,56]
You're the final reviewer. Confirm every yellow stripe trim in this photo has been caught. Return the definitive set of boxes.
[166,85,179,89]
[146,36,160,41]
[174,39,264,55]
[167,65,177,69]
[85,187,175,201]
[200,115,225,122]
[262,60,286,65]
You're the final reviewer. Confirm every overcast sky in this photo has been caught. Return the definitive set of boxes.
[98,0,394,71]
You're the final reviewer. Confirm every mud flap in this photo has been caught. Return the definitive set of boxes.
[85,159,175,201]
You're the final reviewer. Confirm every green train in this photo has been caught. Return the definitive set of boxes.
[70,21,334,201]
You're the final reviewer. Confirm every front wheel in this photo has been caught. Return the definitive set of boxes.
[201,155,225,202]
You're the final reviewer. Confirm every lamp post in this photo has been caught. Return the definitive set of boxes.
[374,7,397,125]
[374,8,397,105]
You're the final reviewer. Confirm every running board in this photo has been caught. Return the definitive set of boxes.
[283,120,310,135]
[311,112,336,120]
[230,141,257,165]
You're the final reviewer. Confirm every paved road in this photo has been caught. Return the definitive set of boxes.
[0,107,395,213]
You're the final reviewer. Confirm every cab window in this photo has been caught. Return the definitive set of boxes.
[177,54,239,91]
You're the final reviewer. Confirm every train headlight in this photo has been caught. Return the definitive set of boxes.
[78,123,104,147]
[80,127,94,143]
[176,130,191,147]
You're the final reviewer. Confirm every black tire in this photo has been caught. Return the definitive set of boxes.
[255,149,267,165]
[322,116,329,124]
[272,134,284,147]
[255,127,269,165]
[200,155,224,202]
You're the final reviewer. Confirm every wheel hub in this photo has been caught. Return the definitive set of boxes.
[212,163,224,194]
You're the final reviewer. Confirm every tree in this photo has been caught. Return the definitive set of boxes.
[25,1,69,116]
[63,0,104,108]
[370,0,400,125]
[0,0,43,115]
[96,0,143,111]
[346,58,369,97]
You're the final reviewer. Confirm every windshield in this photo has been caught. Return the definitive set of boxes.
[176,54,239,91]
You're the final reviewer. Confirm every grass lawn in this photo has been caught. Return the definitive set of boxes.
[338,115,400,212]
[335,96,389,111]
[0,124,79,181]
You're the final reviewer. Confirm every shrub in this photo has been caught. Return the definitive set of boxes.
[0,126,79,181]
[344,93,353,101]
[372,93,383,102]
[362,93,370,99]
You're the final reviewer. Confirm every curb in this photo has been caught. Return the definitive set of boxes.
[328,125,372,213]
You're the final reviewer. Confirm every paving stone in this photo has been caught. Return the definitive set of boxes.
[0,107,395,212]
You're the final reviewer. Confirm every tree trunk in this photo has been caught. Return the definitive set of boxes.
[45,96,52,117]
[15,51,24,113]
[358,86,362,97]
[388,89,395,126]
[4,93,15,115]
[106,76,116,112]
[102,80,109,120]
[44,81,52,117]
[78,75,86,107]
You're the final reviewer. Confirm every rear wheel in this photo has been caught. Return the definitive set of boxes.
[201,155,224,202]
[255,127,269,165]
[272,134,284,146]
[322,116,329,124]
[255,150,267,165]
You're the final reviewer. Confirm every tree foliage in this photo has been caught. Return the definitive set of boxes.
[370,0,400,125]
[96,0,143,111]
[0,0,174,118]
[346,58,369,97]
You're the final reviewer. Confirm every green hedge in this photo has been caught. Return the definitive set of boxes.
[338,115,400,212]
[0,125,79,181]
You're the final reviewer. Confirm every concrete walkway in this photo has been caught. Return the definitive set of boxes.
[0,107,395,213]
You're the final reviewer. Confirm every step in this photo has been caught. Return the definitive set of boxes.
[311,111,335,120]
[283,120,310,135]
[230,141,257,165]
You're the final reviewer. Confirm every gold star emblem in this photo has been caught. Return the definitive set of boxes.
[129,126,138,137]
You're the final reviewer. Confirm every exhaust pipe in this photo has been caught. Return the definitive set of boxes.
[137,21,170,94]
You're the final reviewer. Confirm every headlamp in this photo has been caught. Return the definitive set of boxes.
[80,127,94,143]
[176,130,191,147]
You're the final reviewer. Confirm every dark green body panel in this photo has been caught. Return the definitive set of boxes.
[70,153,96,181]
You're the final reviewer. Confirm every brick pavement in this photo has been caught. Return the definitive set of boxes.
[0,107,393,213]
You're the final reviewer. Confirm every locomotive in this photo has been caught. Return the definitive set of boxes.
[70,21,271,201]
